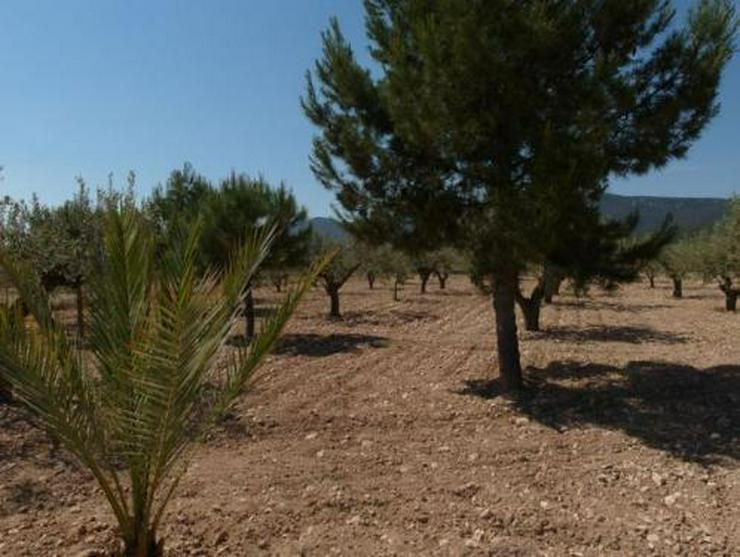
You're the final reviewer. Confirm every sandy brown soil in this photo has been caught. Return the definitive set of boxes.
[1,276,739,556]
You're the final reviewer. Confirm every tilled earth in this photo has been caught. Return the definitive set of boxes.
[1,276,738,556]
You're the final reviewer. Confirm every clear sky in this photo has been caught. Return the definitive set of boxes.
[1,1,738,218]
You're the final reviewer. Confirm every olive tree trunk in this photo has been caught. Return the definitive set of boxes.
[436,271,448,290]
[367,272,376,290]
[515,280,545,332]
[672,277,683,298]
[720,278,738,312]
[418,269,432,293]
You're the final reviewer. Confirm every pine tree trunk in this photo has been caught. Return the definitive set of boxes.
[329,287,341,318]
[244,289,255,341]
[75,283,84,339]
[367,272,375,290]
[493,271,523,391]
[672,277,683,298]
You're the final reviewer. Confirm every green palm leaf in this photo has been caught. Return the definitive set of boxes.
[0,206,330,556]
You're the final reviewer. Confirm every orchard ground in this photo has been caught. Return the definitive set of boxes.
[1,276,738,556]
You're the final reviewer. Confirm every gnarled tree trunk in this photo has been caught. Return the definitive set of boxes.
[515,279,545,332]
[418,268,433,294]
[436,270,448,290]
[493,270,523,391]
[367,272,376,290]
[719,277,739,312]
[671,277,683,298]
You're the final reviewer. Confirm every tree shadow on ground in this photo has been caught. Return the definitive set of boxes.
[459,361,740,465]
[275,333,390,357]
[342,309,437,326]
[538,325,688,344]
[553,299,673,313]
[0,478,53,517]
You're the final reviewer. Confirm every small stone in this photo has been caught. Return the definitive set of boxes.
[647,533,660,544]
[514,417,530,425]
[305,432,318,440]
[652,472,665,486]
[73,551,102,557]
[664,492,680,506]
[480,508,493,519]
[214,530,229,545]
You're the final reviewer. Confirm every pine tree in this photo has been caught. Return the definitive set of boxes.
[148,166,312,340]
[303,0,737,390]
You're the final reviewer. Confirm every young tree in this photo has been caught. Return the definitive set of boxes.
[361,243,412,300]
[703,197,740,310]
[304,0,736,390]
[411,252,436,294]
[313,237,360,318]
[660,237,699,298]
[644,261,660,288]
[0,182,104,338]
[431,247,462,290]
[0,207,327,556]
[359,242,384,289]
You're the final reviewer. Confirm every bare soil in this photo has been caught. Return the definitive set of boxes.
[1,276,738,556]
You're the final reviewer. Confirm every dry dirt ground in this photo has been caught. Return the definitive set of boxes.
[1,276,739,556]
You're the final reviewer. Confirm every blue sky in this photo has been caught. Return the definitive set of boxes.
[0,1,737,218]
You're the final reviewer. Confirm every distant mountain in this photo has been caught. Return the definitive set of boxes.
[308,216,350,241]
[600,193,728,233]
[309,193,730,239]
